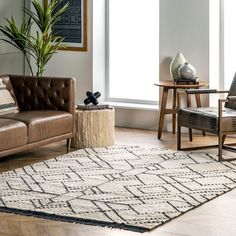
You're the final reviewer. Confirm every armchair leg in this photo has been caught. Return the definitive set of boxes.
[218,136,236,161]
[187,93,193,142]
[67,138,71,153]
[218,134,223,161]
[188,128,193,142]
[223,135,227,145]
[177,125,181,150]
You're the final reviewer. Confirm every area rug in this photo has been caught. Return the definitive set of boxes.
[0,146,236,232]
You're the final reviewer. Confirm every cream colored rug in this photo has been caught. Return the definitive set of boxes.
[0,146,236,232]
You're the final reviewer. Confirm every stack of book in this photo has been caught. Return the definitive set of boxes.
[174,77,199,85]
[76,104,112,110]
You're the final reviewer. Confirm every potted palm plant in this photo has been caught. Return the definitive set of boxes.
[0,0,69,77]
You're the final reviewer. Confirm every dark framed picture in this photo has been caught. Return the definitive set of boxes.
[45,0,88,51]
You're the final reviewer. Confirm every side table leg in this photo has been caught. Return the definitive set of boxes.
[158,87,169,139]
[172,88,177,134]
[195,93,206,137]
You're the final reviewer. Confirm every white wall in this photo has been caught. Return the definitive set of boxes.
[0,0,25,75]
[159,0,209,131]
[2,0,209,131]
[43,0,210,131]
[160,0,209,83]
[92,0,106,101]
[43,0,93,103]
[115,0,210,131]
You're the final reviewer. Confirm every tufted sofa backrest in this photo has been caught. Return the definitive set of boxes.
[8,75,75,114]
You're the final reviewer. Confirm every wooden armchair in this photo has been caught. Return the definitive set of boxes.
[177,75,236,161]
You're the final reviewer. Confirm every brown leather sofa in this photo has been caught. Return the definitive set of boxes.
[0,74,75,158]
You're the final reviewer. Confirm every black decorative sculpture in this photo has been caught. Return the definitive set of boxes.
[84,91,101,105]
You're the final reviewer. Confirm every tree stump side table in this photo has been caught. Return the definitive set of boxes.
[71,106,115,149]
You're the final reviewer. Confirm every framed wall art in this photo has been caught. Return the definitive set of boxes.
[45,0,88,51]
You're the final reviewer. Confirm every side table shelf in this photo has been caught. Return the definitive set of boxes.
[71,106,115,149]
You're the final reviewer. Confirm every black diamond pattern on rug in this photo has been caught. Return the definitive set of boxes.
[0,146,236,232]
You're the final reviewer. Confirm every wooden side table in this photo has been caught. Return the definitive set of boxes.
[155,80,208,139]
[71,106,115,149]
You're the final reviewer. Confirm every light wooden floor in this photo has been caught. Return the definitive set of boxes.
[0,128,236,236]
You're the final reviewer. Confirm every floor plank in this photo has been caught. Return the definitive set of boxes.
[0,128,236,236]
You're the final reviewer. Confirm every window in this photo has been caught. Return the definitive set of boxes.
[209,0,236,106]
[210,0,236,91]
[222,0,236,90]
[209,0,220,93]
[106,0,159,104]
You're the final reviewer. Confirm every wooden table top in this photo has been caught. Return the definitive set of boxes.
[154,80,208,89]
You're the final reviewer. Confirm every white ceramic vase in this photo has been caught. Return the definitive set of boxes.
[178,62,196,79]
[169,53,187,80]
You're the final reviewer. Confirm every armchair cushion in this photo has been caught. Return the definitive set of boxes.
[178,107,236,134]
[177,73,236,161]
[0,111,73,143]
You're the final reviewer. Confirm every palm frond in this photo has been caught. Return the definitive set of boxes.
[0,0,69,76]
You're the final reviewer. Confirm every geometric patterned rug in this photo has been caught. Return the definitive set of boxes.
[0,146,236,232]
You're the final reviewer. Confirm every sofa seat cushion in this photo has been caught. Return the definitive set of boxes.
[0,111,73,143]
[0,119,27,151]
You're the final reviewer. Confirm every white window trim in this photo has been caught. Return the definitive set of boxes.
[210,0,233,90]
[220,0,225,90]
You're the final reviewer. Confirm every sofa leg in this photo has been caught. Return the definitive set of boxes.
[67,138,71,153]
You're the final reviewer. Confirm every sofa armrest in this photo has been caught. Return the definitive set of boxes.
[8,75,75,114]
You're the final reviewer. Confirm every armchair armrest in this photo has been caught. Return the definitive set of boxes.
[8,74,75,114]
[227,96,236,100]
[218,97,236,118]
[218,99,228,121]
[184,89,229,94]
[177,89,230,110]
